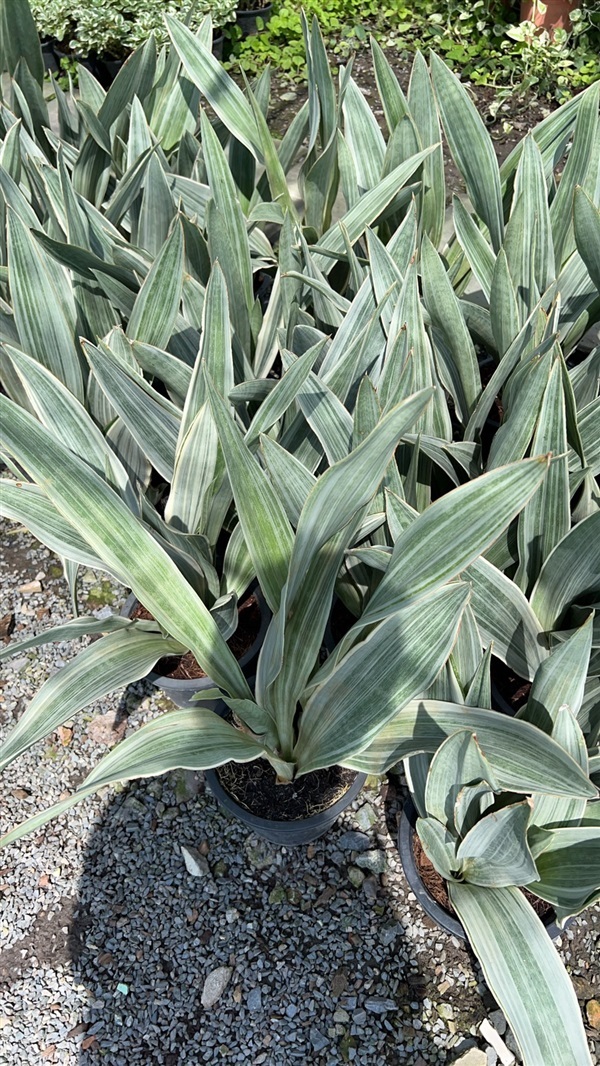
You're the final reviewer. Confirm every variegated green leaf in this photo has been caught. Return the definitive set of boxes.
[430,53,503,252]
[346,700,596,799]
[457,801,538,886]
[530,512,600,632]
[0,397,251,699]
[0,708,265,848]
[529,825,600,922]
[294,584,470,774]
[127,219,184,348]
[0,629,185,771]
[449,883,592,1066]
[7,210,84,401]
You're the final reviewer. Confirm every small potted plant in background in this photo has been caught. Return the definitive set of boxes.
[234,0,274,37]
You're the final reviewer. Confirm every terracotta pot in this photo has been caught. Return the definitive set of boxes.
[205,765,367,844]
[520,0,580,32]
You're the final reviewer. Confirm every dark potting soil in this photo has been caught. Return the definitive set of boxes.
[490,656,532,713]
[131,593,261,679]
[413,830,553,923]
[215,759,358,821]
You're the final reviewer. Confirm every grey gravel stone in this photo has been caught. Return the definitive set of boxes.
[337,831,372,852]
[355,849,387,874]
[181,845,211,878]
[247,987,262,1012]
[201,967,232,1008]
[1,522,598,1066]
[365,996,397,1014]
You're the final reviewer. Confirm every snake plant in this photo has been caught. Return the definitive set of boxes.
[397,619,600,1066]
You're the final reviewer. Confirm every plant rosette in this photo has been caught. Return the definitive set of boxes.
[397,798,567,941]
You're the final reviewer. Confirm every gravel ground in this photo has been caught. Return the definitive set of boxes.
[1,520,599,1066]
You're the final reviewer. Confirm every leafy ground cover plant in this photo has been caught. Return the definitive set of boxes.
[230,0,599,100]
[30,0,238,59]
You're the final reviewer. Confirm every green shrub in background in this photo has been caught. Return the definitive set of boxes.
[30,0,237,58]
[231,0,599,100]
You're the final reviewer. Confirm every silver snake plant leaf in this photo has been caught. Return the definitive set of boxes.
[206,371,294,615]
[457,800,539,887]
[430,52,504,253]
[351,457,550,636]
[528,825,600,923]
[83,340,181,482]
[574,185,600,294]
[424,729,500,832]
[0,397,250,699]
[166,15,259,159]
[294,584,470,775]
[345,700,596,800]
[0,629,185,772]
[126,218,185,348]
[550,81,599,272]
[0,708,265,849]
[530,512,600,632]
[416,816,458,880]
[7,210,85,402]
[0,480,112,574]
[448,883,592,1066]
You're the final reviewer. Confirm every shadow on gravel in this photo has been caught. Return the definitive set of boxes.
[60,766,490,1066]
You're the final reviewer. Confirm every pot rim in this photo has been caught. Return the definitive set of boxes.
[205,764,367,842]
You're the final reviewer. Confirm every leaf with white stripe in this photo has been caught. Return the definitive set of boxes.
[530,512,600,632]
[294,584,470,774]
[0,708,265,848]
[430,53,503,253]
[352,458,549,634]
[83,341,180,482]
[7,210,84,402]
[206,374,294,615]
[346,700,597,799]
[0,397,250,699]
[126,219,184,348]
[0,480,113,574]
[166,15,259,159]
[0,629,185,771]
[449,883,592,1066]
[529,825,600,922]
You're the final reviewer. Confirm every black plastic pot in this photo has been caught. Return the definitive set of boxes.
[398,798,566,942]
[235,4,273,35]
[212,34,224,61]
[41,38,60,75]
[205,766,367,844]
[121,585,270,710]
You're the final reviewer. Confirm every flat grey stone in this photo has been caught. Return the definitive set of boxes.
[355,850,387,874]
[309,1028,328,1052]
[201,967,232,1008]
[181,845,211,878]
[365,996,397,1014]
[247,987,262,1012]
[337,831,371,852]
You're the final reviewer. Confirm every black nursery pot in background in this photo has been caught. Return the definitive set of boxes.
[120,585,270,710]
[235,4,273,36]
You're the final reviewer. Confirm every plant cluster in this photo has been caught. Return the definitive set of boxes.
[231,0,599,100]
[0,9,599,1064]
[30,0,237,58]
